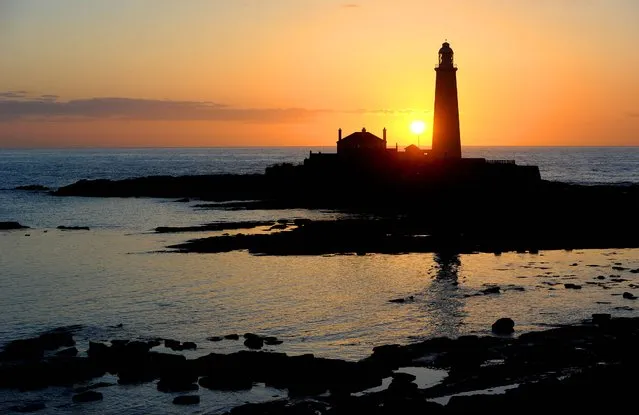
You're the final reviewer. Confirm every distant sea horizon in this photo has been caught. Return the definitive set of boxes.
[1,145,638,150]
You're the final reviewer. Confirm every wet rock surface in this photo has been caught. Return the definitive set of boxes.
[57,226,90,231]
[173,395,200,405]
[156,221,275,234]
[169,213,639,256]
[3,317,639,413]
[72,390,103,403]
[0,221,29,230]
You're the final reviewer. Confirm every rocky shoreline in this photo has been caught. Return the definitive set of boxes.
[168,216,639,255]
[2,316,639,413]
[47,175,639,255]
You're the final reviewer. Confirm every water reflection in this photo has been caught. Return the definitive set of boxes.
[433,252,461,282]
[422,252,464,338]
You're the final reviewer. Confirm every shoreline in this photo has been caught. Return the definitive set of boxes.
[2,316,639,413]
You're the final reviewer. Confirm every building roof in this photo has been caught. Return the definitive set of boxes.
[340,128,384,145]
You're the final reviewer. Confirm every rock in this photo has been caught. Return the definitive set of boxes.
[173,395,200,405]
[630,268,639,274]
[224,334,240,340]
[72,391,103,403]
[207,336,224,342]
[157,375,199,393]
[164,339,181,350]
[622,292,637,300]
[7,402,46,412]
[612,266,628,271]
[264,337,283,346]
[269,224,288,230]
[0,221,29,230]
[181,341,197,350]
[87,341,110,360]
[3,328,75,360]
[174,198,190,203]
[389,296,414,303]
[57,226,90,231]
[492,318,515,335]
[56,347,78,357]
[482,286,501,295]
[592,314,611,325]
[596,275,606,280]
[564,283,582,289]
[199,374,253,390]
[244,335,264,350]
[15,185,49,191]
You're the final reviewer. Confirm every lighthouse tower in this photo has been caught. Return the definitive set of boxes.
[431,42,462,159]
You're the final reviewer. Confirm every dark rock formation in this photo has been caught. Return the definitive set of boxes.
[0,221,28,230]
[4,318,639,413]
[622,292,637,300]
[72,391,103,403]
[224,334,240,340]
[482,286,501,295]
[491,318,515,335]
[173,395,200,405]
[243,334,264,350]
[264,337,283,346]
[2,328,75,360]
[56,347,78,357]
[564,283,582,289]
[156,221,274,234]
[57,226,90,231]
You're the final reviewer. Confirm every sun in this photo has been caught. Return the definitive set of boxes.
[410,120,426,135]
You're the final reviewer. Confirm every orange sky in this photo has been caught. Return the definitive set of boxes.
[1,0,638,147]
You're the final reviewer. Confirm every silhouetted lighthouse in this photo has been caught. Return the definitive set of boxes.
[431,42,461,159]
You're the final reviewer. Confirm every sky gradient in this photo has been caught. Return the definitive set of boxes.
[1,0,638,147]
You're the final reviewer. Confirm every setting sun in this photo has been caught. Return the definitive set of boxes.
[410,120,426,135]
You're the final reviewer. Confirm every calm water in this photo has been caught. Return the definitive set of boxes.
[0,147,638,413]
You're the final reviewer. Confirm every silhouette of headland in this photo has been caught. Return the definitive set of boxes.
[51,42,639,254]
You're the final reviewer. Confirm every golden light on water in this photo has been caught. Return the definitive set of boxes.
[410,120,426,135]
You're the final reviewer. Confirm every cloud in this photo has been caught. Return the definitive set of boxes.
[0,93,411,123]
[0,90,29,99]
[0,96,319,123]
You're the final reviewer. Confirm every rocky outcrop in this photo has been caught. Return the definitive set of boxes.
[72,391,103,403]
[0,221,29,230]
[491,318,515,335]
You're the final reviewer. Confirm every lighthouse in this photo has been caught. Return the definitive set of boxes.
[431,41,462,159]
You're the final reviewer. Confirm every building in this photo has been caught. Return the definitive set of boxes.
[299,41,541,185]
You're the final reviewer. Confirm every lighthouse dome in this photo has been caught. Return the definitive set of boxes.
[439,42,453,53]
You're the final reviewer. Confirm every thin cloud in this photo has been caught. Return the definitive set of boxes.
[0,95,411,123]
[0,97,318,123]
[0,90,29,99]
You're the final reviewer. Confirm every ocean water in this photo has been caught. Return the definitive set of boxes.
[0,147,638,414]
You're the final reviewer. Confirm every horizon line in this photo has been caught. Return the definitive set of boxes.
[1,145,639,150]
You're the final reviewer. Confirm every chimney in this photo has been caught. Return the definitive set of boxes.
[383,127,387,142]
[338,128,342,141]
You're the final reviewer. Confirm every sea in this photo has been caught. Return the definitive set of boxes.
[0,146,638,414]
